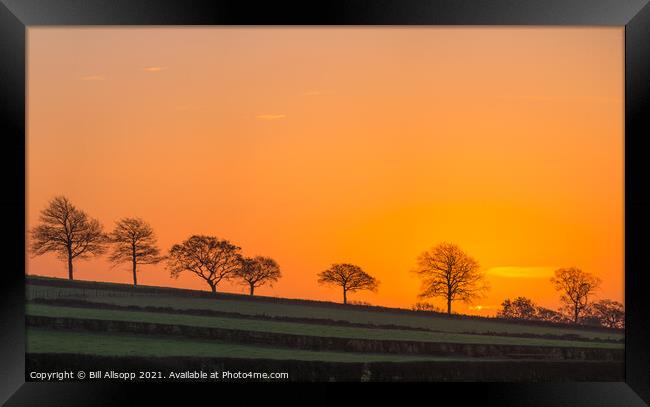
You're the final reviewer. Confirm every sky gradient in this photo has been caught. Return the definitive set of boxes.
[27,27,624,315]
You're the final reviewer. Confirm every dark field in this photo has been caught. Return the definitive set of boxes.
[25,276,624,382]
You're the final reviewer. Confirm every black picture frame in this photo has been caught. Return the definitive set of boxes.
[1,0,649,405]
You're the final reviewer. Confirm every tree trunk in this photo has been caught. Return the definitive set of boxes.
[67,246,74,280]
[343,288,347,305]
[574,304,579,324]
[209,283,217,294]
[132,244,137,286]
[249,283,255,296]
[447,298,452,315]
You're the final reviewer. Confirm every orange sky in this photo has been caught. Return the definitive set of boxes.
[26,27,624,315]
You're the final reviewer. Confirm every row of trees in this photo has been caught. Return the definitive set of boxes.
[29,196,374,299]
[29,196,282,294]
[497,296,624,329]
[29,196,623,327]
[409,242,623,328]
[166,235,282,295]
[495,267,623,327]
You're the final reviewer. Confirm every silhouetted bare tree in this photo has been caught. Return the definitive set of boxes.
[551,267,600,324]
[29,196,107,280]
[413,242,487,315]
[109,217,163,286]
[236,256,282,296]
[588,299,624,329]
[498,297,537,320]
[318,263,378,304]
[167,235,242,293]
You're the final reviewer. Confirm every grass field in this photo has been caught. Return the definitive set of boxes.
[28,328,478,362]
[26,303,623,349]
[26,281,624,342]
[25,277,624,381]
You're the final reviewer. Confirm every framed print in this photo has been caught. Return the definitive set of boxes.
[1,0,649,405]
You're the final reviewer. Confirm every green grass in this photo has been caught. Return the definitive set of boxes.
[26,303,623,349]
[27,283,624,342]
[26,328,478,362]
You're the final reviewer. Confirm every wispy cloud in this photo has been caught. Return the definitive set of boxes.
[468,304,497,311]
[144,66,168,72]
[256,114,286,120]
[80,75,105,81]
[486,266,556,279]
[303,90,322,96]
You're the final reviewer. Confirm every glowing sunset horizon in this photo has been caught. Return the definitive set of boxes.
[26,27,624,316]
